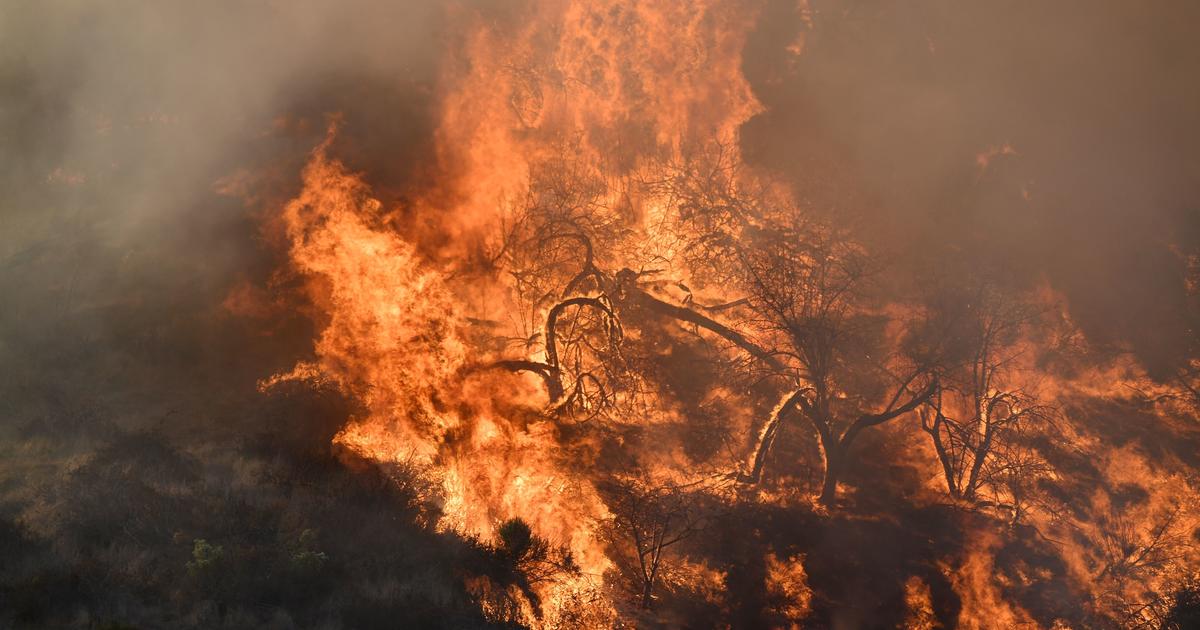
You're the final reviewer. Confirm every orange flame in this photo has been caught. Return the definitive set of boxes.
[251,1,1200,625]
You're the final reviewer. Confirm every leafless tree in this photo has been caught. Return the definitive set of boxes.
[480,147,787,425]
[920,388,1056,504]
[915,281,1058,513]
[743,228,936,506]
[473,149,632,420]
[600,475,706,609]
[653,146,936,506]
[1093,503,1197,629]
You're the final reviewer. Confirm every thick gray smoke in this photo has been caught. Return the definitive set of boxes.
[0,0,448,437]
[1,8,486,627]
[743,0,1200,373]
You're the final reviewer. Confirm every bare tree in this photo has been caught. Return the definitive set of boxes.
[744,229,935,505]
[474,149,633,420]
[485,143,941,507]
[480,147,787,424]
[654,146,936,506]
[920,388,1056,504]
[914,280,1058,512]
[1094,503,1196,629]
[600,476,706,609]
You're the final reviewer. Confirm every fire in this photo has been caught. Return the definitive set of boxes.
[945,532,1038,629]
[259,3,773,621]
[270,123,613,600]
[277,131,466,456]
[903,575,939,630]
[764,552,813,626]
[5,0,1198,628]
[246,0,1200,626]
[430,0,762,249]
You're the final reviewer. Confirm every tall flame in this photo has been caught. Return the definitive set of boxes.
[263,3,772,621]
[256,0,1200,626]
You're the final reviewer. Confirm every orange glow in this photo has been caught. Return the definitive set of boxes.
[253,1,1200,626]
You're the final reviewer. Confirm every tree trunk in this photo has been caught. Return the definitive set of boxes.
[814,379,936,507]
[963,421,995,501]
[927,415,960,498]
[742,389,809,484]
[818,447,840,506]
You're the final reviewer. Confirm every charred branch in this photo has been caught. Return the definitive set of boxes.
[477,359,564,401]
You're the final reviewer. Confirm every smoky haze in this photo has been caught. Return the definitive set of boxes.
[4,0,1198,402]
[1,0,448,435]
[742,0,1200,373]
[2,1,1200,628]
[0,5,491,627]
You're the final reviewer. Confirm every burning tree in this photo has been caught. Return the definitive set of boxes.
[653,147,937,506]
[11,0,1200,628]
[481,152,632,419]
[738,223,937,506]
[600,475,708,609]
[915,280,1058,514]
[1094,502,1199,628]
[484,148,784,426]
[487,143,945,510]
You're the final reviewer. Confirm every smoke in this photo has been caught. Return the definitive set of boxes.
[0,7,520,626]
[3,1,1200,627]
[741,0,1200,372]
[11,0,1196,391]
[0,0,452,434]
